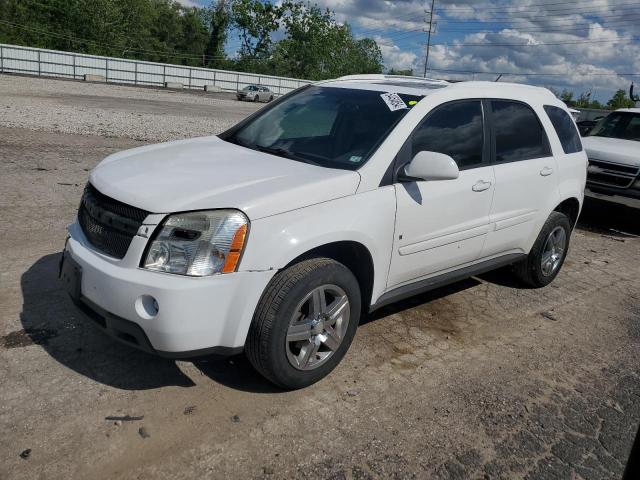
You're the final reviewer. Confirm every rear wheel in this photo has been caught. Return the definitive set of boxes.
[245,257,361,389]
[514,211,571,287]
[268,95,274,102]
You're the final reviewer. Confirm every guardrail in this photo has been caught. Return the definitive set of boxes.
[0,43,311,95]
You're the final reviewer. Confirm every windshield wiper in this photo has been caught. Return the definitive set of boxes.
[254,145,320,165]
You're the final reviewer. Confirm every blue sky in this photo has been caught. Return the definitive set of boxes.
[180,0,640,102]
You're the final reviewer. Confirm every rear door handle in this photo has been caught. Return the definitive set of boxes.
[540,166,554,176]
[472,180,492,192]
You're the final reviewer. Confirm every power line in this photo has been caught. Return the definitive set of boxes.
[345,2,640,37]
[426,67,640,76]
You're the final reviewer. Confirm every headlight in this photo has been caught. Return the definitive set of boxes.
[142,210,248,276]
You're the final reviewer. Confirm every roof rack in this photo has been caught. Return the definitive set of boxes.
[336,74,448,86]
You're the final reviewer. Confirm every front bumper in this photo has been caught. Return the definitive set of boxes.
[585,185,640,209]
[63,221,275,356]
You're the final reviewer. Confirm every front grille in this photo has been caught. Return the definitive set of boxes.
[587,158,639,190]
[78,184,150,259]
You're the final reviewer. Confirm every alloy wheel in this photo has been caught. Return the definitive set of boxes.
[285,284,350,370]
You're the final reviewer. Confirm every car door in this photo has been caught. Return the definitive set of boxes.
[481,99,560,258]
[387,99,495,288]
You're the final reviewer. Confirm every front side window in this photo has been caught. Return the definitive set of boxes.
[589,112,640,142]
[411,100,485,169]
[544,105,583,154]
[222,86,422,170]
[491,100,551,162]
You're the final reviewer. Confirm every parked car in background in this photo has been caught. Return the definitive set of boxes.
[60,75,586,389]
[237,85,274,102]
[582,108,640,208]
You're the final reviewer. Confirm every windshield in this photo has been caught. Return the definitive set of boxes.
[221,86,423,169]
[588,112,640,141]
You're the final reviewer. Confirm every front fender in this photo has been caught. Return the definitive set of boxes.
[239,187,397,304]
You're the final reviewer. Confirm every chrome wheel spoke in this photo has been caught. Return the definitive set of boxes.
[287,321,314,342]
[297,339,320,368]
[311,287,327,316]
[320,325,341,351]
[326,295,348,326]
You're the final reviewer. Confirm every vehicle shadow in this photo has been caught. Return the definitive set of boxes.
[19,253,280,392]
[577,197,640,237]
[20,253,196,390]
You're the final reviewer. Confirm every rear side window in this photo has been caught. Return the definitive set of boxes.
[491,100,551,162]
[412,100,485,169]
[544,105,582,154]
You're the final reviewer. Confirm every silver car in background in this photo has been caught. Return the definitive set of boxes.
[236,85,274,102]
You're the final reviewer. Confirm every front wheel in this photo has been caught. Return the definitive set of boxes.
[514,211,571,287]
[253,95,259,102]
[245,257,361,389]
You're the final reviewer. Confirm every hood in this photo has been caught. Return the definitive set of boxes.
[582,136,640,167]
[89,136,360,219]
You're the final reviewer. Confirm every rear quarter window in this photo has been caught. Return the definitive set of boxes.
[544,105,583,154]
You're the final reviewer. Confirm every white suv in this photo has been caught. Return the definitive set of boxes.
[60,75,587,389]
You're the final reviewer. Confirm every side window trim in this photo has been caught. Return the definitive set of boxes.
[410,99,488,170]
[487,98,553,165]
[384,99,489,186]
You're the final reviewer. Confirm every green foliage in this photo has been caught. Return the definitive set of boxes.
[559,89,574,103]
[0,0,383,79]
[204,0,230,68]
[267,3,382,80]
[606,89,635,109]
[0,0,209,65]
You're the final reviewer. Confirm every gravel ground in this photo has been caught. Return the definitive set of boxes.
[1,75,639,479]
[0,74,262,141]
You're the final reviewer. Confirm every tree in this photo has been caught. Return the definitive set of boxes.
[271,2,382,80]
[607,89,635,109]
[560,89,574,104]
[204,0,230,68]
[231,0,282,59]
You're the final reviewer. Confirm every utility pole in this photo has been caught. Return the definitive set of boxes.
[423,0,436,78]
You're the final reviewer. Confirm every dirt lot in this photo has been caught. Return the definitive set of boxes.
[1,75,639,480]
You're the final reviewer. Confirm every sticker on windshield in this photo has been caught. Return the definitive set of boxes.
[349,155,362,163]
[380,92,407,111]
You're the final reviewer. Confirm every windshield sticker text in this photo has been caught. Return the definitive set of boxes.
[381,93,407,112]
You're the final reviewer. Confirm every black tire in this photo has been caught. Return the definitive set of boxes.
[514,211,572,288]
[253,94,259,102]
[245,257,361,389]
[268,95,273,102]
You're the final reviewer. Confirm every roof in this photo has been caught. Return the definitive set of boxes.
[319,74,449,96]
[615,108,640,113]
[319,75,558,102]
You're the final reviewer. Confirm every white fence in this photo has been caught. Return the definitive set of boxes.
[0,43,311,95]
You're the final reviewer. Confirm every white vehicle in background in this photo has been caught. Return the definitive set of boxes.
[60,75,587,389]
[582,108,640,209]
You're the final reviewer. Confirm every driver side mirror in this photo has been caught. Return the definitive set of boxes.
[402,151,459,181]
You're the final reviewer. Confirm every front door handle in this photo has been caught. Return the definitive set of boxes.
[472,180,492,192]
[540,166,554,176]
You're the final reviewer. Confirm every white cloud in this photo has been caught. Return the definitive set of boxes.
[313,0,639,101]
[375,36,418,72]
